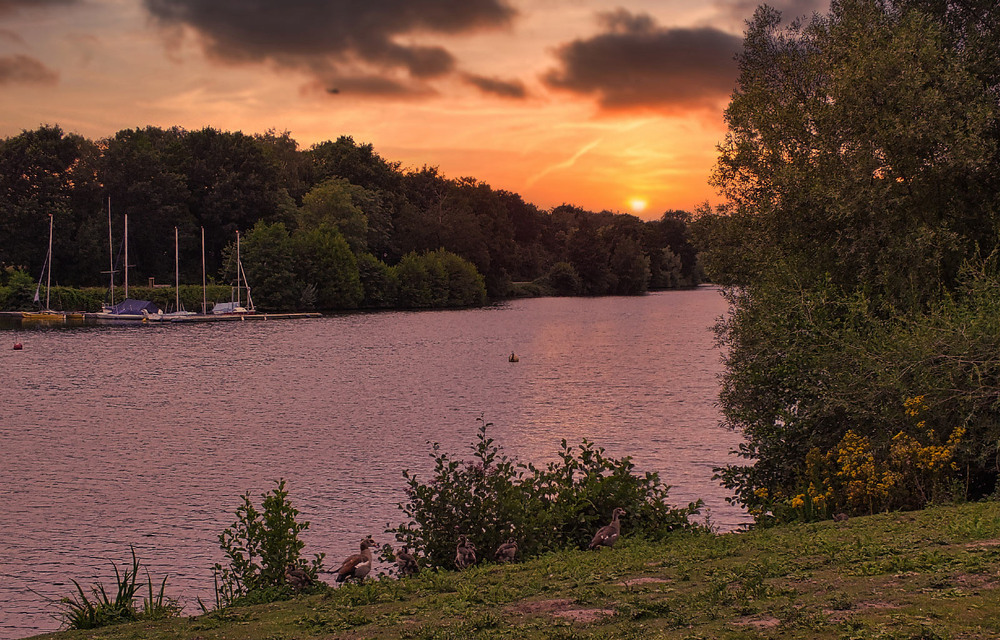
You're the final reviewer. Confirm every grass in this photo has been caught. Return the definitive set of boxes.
[36,501,1000,639]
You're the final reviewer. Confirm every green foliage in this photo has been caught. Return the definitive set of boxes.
[537,262,581,296]
[388,418,703,569]
[357,252,399,308]
[235,221,361,311]
[292,224,363,309]
[710,0,1000,522]
[59,546,180,630]
[298,177,370,253]
[214,479,324,607]
[393,250,486,308]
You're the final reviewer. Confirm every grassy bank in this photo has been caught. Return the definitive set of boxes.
[38,502,1000,640]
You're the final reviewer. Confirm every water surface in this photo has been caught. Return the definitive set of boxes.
[0,289,745,638]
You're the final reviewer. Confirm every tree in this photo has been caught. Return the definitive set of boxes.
[291,225,362,310]
[0,126,98,283]
[235,221,298,311]
[298,177,369,253]
[711,0,1000,519]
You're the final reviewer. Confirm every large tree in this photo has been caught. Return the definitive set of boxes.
[711,0,1000,519]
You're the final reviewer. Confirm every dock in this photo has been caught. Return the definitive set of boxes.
[1,311,322,328]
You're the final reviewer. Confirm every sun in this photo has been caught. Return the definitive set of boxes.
[628,198,648,213]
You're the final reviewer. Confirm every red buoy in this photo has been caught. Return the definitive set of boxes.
[13,342,23,350]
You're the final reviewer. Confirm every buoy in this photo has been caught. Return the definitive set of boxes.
[13,342,23,350]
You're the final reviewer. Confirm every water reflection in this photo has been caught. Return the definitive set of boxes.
[0,289,745,639]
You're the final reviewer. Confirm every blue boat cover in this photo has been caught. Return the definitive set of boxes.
[109,299,160,315]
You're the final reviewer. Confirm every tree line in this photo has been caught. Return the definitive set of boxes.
[701,0,1000,522]
[0,125,703,311]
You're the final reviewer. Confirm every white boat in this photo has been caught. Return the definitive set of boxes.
[213,230,255,315]
[160,227,196,320]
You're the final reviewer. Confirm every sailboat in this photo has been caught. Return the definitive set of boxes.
[160,227,196,320]
[22,214,65,323]
[212,230,255,315]
[91,209,162,323]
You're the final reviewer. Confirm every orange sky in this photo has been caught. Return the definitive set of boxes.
[0,0,826,219]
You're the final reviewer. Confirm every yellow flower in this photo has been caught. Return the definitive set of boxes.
[791,494,806,509]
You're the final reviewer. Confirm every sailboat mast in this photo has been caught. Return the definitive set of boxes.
[46,213,53,310]
[124,213,129,298]
[201,226,207,314]
[175,226,180,313]
[236,230,241,307]
[108,199,115,307]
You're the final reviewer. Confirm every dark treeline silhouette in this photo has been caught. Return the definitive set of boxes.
[0,124,703,309]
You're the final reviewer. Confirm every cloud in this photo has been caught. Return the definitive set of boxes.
[143,0,517,95]
[0,54,58,85]
[462,73,527,99]
[0,0,77,17]
[543,9,742,114]
[713,0,830,25]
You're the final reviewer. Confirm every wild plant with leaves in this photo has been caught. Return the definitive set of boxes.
[59,546,179,630]
[213,479,324,607]
[388,418,703,569]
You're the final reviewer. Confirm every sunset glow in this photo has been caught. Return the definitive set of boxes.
[0,0,830,218]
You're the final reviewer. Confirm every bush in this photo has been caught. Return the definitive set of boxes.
[388,418,703,569]
[213,479,324,607]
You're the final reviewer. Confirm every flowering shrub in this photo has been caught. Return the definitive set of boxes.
[755,396,966,523]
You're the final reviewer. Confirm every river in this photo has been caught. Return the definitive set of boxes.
[0,288,746,638]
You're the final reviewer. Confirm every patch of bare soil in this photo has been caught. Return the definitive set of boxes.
[508,598,614,623]
[620,577,670,587]
[732,615,780,628]
[965,539,1000,549]
[824,600,902,622]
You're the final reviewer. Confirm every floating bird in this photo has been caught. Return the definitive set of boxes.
[336,536,376,583]
[13,342,22,350]
[494,538,517,563]
[455,535,477,569]
[284,564,313,590]
[508,352,519,362]
[588,507,626,550]
[395,545,418,577]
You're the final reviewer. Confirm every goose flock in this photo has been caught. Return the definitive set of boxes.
[302,508,626,588]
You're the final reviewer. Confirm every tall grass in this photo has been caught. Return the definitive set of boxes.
[59,546,179,630]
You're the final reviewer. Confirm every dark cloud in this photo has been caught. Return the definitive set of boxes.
[144,0,516,94]
[714,0,829,24]
[0,54,58,85]
[543,9,742,113]
[462,73,527,99]
[0,0,77,17]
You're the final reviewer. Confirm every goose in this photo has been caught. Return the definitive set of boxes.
[494,538,517,563]
[284,564,313,590]
[336,536,376,583]
[455,535,477,569]
[395,545,419,577]
[588,507,626,550]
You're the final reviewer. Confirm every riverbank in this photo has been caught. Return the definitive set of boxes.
[34,501,1000,639]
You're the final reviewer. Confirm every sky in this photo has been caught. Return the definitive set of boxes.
[0,0,826,219]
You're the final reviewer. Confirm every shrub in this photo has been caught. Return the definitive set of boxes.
[213,479,324,607]
[388,418,703,569]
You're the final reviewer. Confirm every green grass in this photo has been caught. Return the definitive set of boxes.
[35,502,1000,639]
